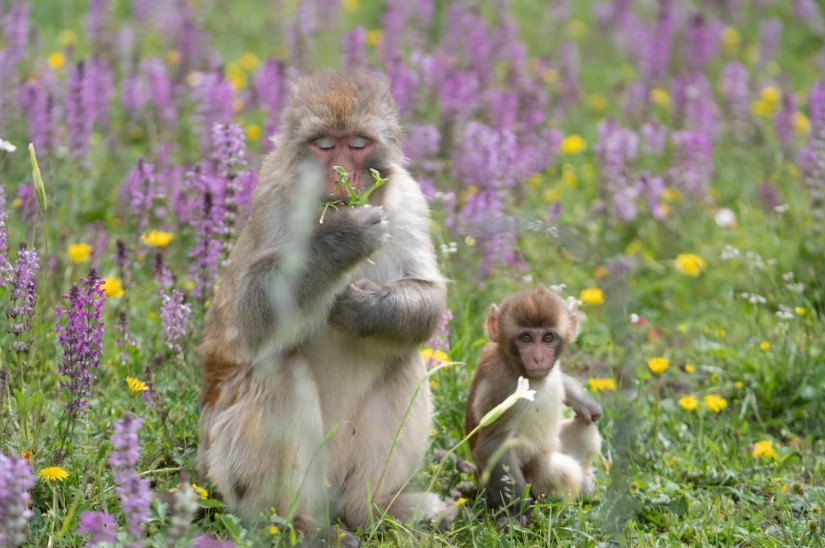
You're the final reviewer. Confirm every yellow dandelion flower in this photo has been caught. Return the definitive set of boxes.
[674,254,706,277]
[13,198,22,208]
[761,86,781,105]
[165,49,182,66]
[47,51,65,70]
[561,170,577,187]
[342,0,360,12]
[245,123,262,142]
[580,288,604,305]
[703,394,727,413]
[568,19,589,40]
[429,380,438,389]
[239,52,260,71]
[662,187,682,202]
[751,100,775,117]
[649,88,670,107]
[126,377,149,395]
[141,230,174,248]
[587,377,616,392]
[541,68,559,84]
[58,30,78,47]
[684,364,695,374]
[421,348,450,364]
[625,240,643,256]
[560,135,586,155]
[269,525,280,535]
[543,187,561,202]
[735,381,744,389]
[715,329,726,338]
[795,307,806,316]
[647,357,669,375]
[721,27,740,47]
[678,395,698,411]
[365,30,383,47]
[67,243,92,263]
[760,341,770,351]
[593,265,609,280]
[794,112,810,136]
[39,466,69,482]
[581,163,595,181]
[101,277,124,298]
[454,497,468,506]
[191,483,208,500]
[752,440,778,460]
[678,324,686,333]
[588,94,607,113]
[429,427,437,437]
[629,480,640,494]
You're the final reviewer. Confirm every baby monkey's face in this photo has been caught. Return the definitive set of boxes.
[510,327,564,379]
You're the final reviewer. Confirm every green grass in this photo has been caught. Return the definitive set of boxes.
[1,0,824,546]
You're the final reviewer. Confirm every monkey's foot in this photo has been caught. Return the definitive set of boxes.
[382,492,458,532]
[579,468,596,498]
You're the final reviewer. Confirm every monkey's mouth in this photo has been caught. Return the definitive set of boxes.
[524,365,554,378]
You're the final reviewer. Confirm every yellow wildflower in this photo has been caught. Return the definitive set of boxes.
[58,30,78,46]
[703,394,728,413]
[126,377,148,395]
[245,124,262,142]
[587,377,616,392]
[568,19,589,40]
[165,49,182,66]
[543,187,560,202]
[141,230,174,248]
[429,380,438,389]
[735,381,744,389]
[760,341,770,351]
[678,324,686,333]
[761,86,781,105]
[101,277,124,298]
[455,497,468,506]
[647,357,669,375]
[429,427,437,437]
[239,52,260,71]
[464,236,476,247]
[593,266,609,279]
[629,481,640,494]
[752,440,778,460]
[625,240,643,256]
[751,100,775,117]
[715,329,726,338]
[526,173,542,188]
[68,243,92,263]
[269,525,280,535]
[581,164,595,181]
[580,288,604,305]
[674,253,706,277]
[721,27,740,47]
[560,135,586,155]
[191,484,208,500]
[421,348,449,364]
[678,395,698,411]
[20,450,33,463]
[795,307,805,316]
[649,88,670,107]
[47,52,65,70]
[342,0,360,12]
[541,68,559,84]
[39,466,69,482]
[588,94,607,113]
[684,364,695,374]
[365,30,383,47]
[794,112,810,135]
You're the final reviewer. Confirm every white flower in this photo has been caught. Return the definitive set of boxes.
[714,208,736,227]
[478,376,536,428]
[786,283,804,293]
[549,284,567,293]
[720,245,740,260]
[773,204,790,213]
[0,138,16,153]
[782,272,794,281]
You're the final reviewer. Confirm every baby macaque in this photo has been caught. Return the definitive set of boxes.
[465,286,603,520]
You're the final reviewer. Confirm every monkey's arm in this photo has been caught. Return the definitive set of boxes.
[235,206,387,355]
[562,374,602,423]
[328,277,446,345]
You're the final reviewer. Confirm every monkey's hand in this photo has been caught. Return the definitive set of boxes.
[316,205,388,268]
[328,278,384,336]
[562,374,603,423]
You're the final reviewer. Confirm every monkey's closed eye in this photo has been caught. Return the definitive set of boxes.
[542,333,556,343]
[519,333,532,343]
[348,136,368,149]
[315,137,335,149]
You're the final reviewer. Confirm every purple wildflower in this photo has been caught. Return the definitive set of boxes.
[0,186,7,270]
[18,79,60,153]
[166,474,198,546]
[85,0,109,48]
[153,252,173,289]
[110,414,151,546]
[594,119,641,221]
[683,74,720,139]
[139,58,176,124]
[757,184,781,211]
[670,130,714,201]
[387,58,419,116]
[0,453,35,547]
[65,61,94,161]
[404,124,441,173]
[379,5,406,62]
[160,289,191,354]
[640,173,666,220]
[55,267,105,419]
[641,122,668,155]
[187,166,223,299]
[794,0,825,31]
[211,123,248,260]
[720,62,750,122]
[799,80,825,217]
[685,14,721,73]
[77,512,117,545]
[121,73,147,118]
[439,71,482,124]
[776,92,796,151]
[758,19,782,66]
[648,0,674,83]
[425,309,452,367]
[122,158,157,229]
[559,42,580,105]
[113,310,134,367]
[193,73,234,153]
[192,534,236,548]
[87,56,114,128]
[0,2,29,76]
[343,27,367,68]
[4,243,39,354]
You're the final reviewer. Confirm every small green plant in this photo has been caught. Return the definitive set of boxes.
[318,166,387,224]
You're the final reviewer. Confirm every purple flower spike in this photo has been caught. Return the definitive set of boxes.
[0,453,35,547]
[122,158,157,229]
[343,27,366,68]
[77,512,117,545]
[0,2,30,77]
[160,289,191,354]
[18,79,60,153]
[66,61,94,161]
[776,92,796,151]
[110,414,151,546]
[720,62,750,122]
[85,0,109,49]
[193,534,236,548]
[758,18,782,65]
[4,243,39,354]
[56,267,104,419]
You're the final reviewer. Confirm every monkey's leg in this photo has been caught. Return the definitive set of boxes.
[332,358,456,531]
[558,417,602,496]
[198,356,339,536]
[523,450,583,499]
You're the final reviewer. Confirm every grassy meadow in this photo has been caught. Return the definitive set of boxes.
[0,0,824,546]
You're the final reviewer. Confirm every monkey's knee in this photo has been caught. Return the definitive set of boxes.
[559,417,602,468]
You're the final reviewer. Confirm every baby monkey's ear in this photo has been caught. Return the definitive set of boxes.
[565,296,580,343]
[486,304,500,342]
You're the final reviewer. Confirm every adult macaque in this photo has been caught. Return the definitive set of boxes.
[197,70,453,546]
[465,287,602,521]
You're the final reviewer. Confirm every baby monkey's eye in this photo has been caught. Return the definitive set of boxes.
[348,136,368,149]
[315,137,335,149]
[519,333,532,343]
[542,333,556,343]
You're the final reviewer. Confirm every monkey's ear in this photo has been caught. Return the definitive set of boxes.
[565,298,580,342]
[486,305,500,342]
